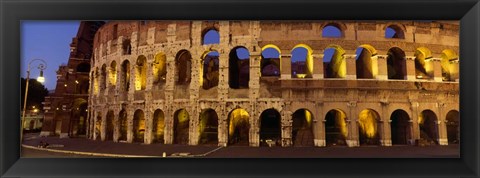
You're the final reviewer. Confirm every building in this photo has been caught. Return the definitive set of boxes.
[41,21,105,138]
[22,107,44,131]
[88,21,459,147]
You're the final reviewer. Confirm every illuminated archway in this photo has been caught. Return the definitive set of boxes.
[153,53,167,87]
[174,109,190,144]
[121,60,130,92]
[135,55,147,90]
[109,61,117,86]
[324,109,348,146]
[106,110,114,141]
[385,25,405,39]
[261,46,281,77]
[390,109,411,145]
[175,50,192,85]
[356,45,378,79]
[201,51,220,90]
[419,110,439,145]
[323,45,346,78]
[387,47,407,80]
[70,98,88,136]
[358,109,381,145]
[95,112,102,141]
[228,108,250,146]
[118,109,128,141]
[291,44,313,78]
[199,109,218,145]
[292,109,314,146]
[101,64,107,90]
[202,28,220,45]
[229,47,250,89]
[441,49,458,81]
[93,67,99,94]
[152,109,165,143]
[133,109,145,143]
[259,109,281,146]
[414,47,433,79]
[446,110,459,144]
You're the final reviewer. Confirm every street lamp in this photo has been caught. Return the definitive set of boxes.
[21,59,47,143]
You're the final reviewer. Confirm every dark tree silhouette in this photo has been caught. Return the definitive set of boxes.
[21,78,49,112]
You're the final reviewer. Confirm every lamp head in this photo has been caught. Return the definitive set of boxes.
[37,70,45,83]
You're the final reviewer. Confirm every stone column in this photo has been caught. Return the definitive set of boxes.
[450,59,459,82]
[347,101,359,147]
[345,54,357,80]
[380,101,392,146]
[437,103,448,145]
[101,109,107,141]
[312,54,324,79]
[374,55,388,80]
[126,108,134,143]
[189,108,199,146]
[217,105,228,147]
[405,56,416,81]
[249,54,261,99]
[410,102,420,144]
[281,110,293,147]
[249,106,259,147]
[280,54,292,79]
[144,109,153,144]
[314,102,326,147]
[113,110,119,142]
[218,53,229,100]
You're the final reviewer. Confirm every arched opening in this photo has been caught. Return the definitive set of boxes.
[201,51,220,90]
[95,112,102,141]
[228,108,250,146]
[106,110,114,141]
[76,62,90,73]
[323,45,346,78]
[441,49,459,81]
[322,24,343,38]
[70,98,88,136]
[419,110,439,145]
[259,109,281,146]
[414,47,433,80]
[122,39,131,55]
[390,109,411,145]
[292,109,314,146]
[174,109,190,144]
[135,55,147,90]
[229,47,250,89]
[358,109,381,145]
[385,25,405,39]
[109,61,117,86]
[175,50,192,85]
[153,53,167,88]
[121,60,130,92]
[291,45,313,78]
[202,28,220,45]
[101,64,107,90]
[356,45,377,79]
[93,68,99,95]
[261,46,281,77]
[76,78,89,94]
[387,47,407,80]
[199,109,218,145]
[324,109,348,146]
[118,109,127,141]
[133,109,145,143]
[152,109,165,143]
[446,110,459,144]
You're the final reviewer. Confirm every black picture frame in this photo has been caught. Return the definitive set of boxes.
[1,0,479,177]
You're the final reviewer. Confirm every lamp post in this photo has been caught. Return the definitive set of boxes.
[21,59,47,143]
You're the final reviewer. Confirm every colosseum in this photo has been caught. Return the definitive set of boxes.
[88,21,459,147]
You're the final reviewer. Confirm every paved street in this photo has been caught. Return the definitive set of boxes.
[22,133,459,158]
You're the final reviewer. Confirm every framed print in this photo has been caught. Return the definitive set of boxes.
[1,0,479,177]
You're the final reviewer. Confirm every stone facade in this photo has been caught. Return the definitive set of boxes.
[88,21,459,147]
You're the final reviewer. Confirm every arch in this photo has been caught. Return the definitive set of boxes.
[387,47,407,80]
[153,53,167,86]
[292,109,314,146]
[322,23,343,38]
[152,109,165,143]
[414,47,434,79]
[259,108,281,146]
[356,45,377,79]
[76,62,90,73]
[70,98,88,136]
[198,108,219,145]
[228,108,250,146]
[106,110,114,141]
[121,60,130,92]
[201,51,220,90]
[261,45,281,77]
[291,44,314,78]
[133,109,145,143]
[175,50,192,85]
[118,109,128,141]
[95,112,102,141]
[101,64,107,90]
[174,109,190,144]
[385,24,405,39]
[229,46,250,88]
[122,39,132,55]
[135,55,147,90]
[358,109,381,145]
[441,49,459,81]
[323,45,346,78]
[202,28,220,45]
[93,67,99,94]
[419,110,439,145]
[109,61,117,86]
[324,109,348,146]
[390,109,411,145]
[445,110,459,144]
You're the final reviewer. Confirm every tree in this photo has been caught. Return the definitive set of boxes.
[21,78,49,112]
